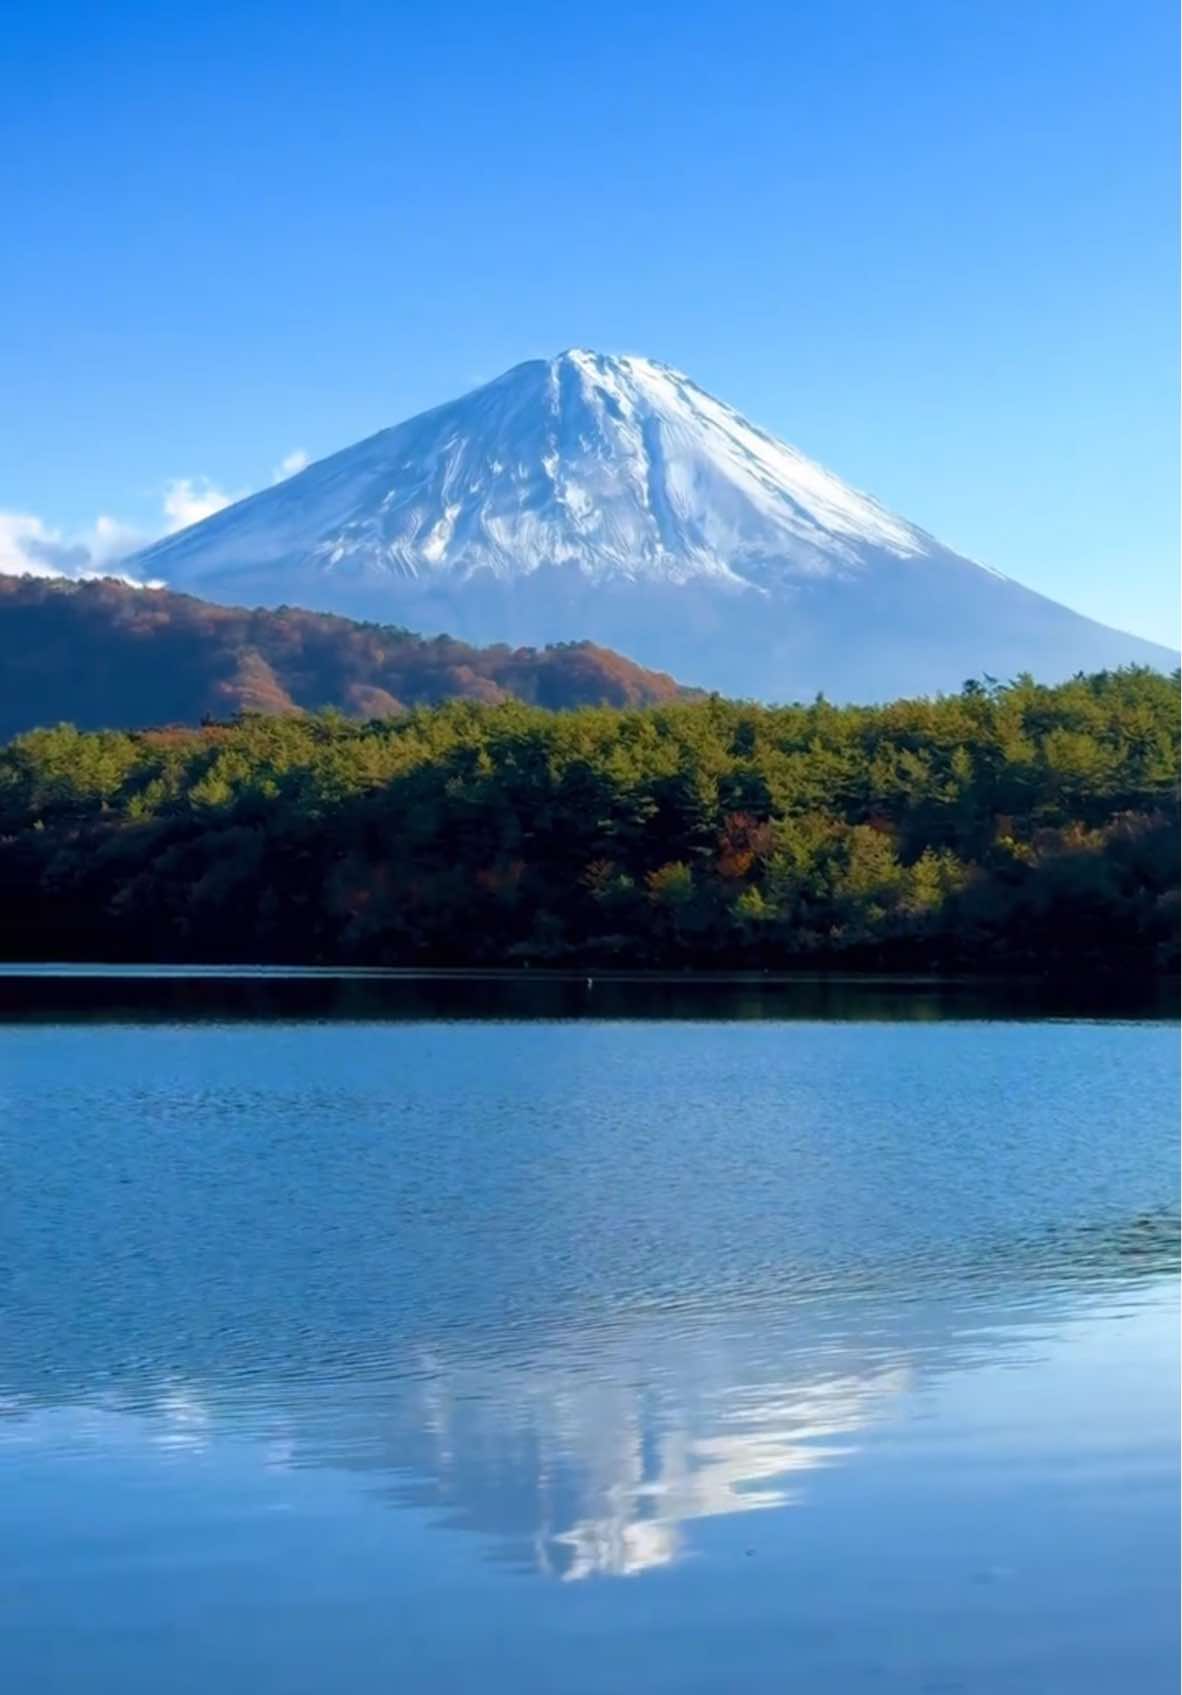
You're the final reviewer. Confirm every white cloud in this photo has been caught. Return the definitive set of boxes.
[0,434,316,591]
[272,448,310,483]
[87,514,146,564]
[0,511,150,584]
[0,468,255,587]
[162,476,242,533]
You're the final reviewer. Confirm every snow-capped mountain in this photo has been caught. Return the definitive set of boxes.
[128,350,1176,700]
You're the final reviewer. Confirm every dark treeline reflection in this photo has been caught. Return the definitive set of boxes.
[0,967,1174,1025]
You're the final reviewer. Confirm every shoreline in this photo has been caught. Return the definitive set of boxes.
[0,960,1170,986]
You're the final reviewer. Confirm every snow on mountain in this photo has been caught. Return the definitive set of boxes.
[128,350,1177,700]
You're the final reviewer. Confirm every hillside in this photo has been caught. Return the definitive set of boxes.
[0,574,689,737]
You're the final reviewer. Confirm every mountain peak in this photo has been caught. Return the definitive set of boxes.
[551,346,677,377]
[500,347,694,408]
[125,353,1177,701]
[136,347,929,595]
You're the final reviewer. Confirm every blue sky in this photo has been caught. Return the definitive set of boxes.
[1,0,1176,640]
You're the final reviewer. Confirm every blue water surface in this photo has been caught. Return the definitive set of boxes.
[0,974,1177,1693]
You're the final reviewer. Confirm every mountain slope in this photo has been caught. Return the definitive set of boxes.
[128,351,1177,700]
[0,575,689,739]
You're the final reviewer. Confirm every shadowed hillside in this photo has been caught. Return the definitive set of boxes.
[0,575,690,736]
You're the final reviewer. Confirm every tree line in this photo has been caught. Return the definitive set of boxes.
[0,666,1176,971]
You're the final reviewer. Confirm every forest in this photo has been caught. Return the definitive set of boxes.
[0,666,1176,972]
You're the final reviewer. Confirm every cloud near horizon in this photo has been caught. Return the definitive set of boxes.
[161,476,243,533]
[272,449,310,483]
[0,512,149,585]
[0,455,307,585]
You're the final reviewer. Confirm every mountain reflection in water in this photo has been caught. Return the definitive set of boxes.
[1,993,1177,1694]
[2,1228,1174,1582]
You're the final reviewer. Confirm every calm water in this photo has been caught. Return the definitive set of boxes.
[0,973,1177,1693]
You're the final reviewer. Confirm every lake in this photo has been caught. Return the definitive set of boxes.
[0,972,1177,1693]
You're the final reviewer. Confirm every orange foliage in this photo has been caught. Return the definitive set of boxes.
[0,575,695,738]
[716,812,773,879]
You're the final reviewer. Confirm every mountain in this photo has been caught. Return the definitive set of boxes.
[0,575,689,740]
[128,350,1177,700]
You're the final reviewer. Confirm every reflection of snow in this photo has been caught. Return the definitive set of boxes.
[551,1515,679,1582]
[151,1382,212,1452]
[526,1367,911,1579]
[1,1266,1174,1590]
[378,1327,917,1580]
[0,1379,215,1458]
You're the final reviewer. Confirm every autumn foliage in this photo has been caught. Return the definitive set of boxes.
[0,575,689,739]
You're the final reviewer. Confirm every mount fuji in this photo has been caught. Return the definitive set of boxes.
[128,350,1176,701]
